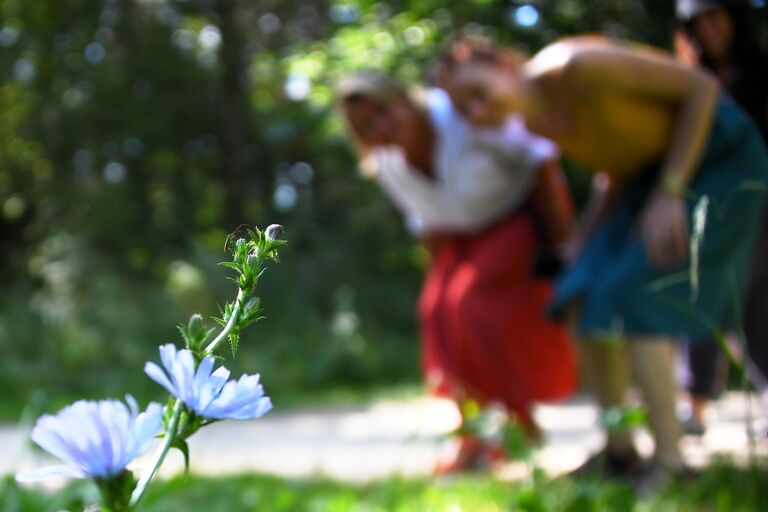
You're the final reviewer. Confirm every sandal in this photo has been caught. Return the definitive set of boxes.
[435,435,505,474]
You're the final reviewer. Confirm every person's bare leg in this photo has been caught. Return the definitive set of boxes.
[580,339,635,456]
[627,338,683,470]
[690,395,708,431]
[564,298,635,458]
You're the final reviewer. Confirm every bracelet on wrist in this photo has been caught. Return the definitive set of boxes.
[660,175,687,198]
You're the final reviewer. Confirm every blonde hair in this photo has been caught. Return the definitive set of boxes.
[336,70,427,177]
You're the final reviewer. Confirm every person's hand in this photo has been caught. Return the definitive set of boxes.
[640,191,689,268]
[370,146,409,176]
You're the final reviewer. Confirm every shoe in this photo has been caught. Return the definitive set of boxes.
[571,447,646,479]
[682,417,706,436]
[628,462,668,496]
[669,462,701,483]
[629,461,700,496]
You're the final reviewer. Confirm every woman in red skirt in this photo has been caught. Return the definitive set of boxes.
[337,71,577,470]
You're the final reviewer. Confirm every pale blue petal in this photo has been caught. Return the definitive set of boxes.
[158,343,177,374]
[31,419,80,467]
[193,381,217,413]
[16,465,85,482]
[204,374,272,420]
[193,356,215,392]
[144,362,177,396]
[146,344,271,422]
[129,402,163,459]
[175,349,197,405]
[125,395,139,417]
[209,366,231,390]
[28,398,162,480]
[84,404,114,477]
[162,345,186,400]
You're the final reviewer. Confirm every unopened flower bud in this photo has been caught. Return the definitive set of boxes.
[265,224,284,241]
[188,313,204,334]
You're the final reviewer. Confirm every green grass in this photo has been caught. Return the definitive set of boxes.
[3,462,767,511]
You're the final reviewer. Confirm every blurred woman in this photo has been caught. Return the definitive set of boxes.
[439,35,768,477]
[336,71,577,471]
[675,0,768,434]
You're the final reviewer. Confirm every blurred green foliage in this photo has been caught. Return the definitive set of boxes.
[3,461,768,511]
[1,0,766,418]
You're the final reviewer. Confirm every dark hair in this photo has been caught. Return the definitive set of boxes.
[679,2,768,139]
[439,35,527,76]
[680,2,766,70]
[335,70,408,106]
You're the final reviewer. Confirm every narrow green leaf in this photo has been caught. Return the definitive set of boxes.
[229,329,239,356]
[171,438,191,478]
[177,324,192,349]
[201,327,218,345]
[240,315,265,329]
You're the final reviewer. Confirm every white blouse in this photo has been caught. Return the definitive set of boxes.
[366,89,557,235]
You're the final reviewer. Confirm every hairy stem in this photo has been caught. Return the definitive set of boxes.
[204,288,246,355]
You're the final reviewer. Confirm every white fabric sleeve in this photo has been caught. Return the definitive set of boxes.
[475,114,559,171]
[367,147,489,235]
[441,148,536,230]
[433,116,557,229]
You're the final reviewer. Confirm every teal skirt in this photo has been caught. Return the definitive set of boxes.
[552,95,768,339]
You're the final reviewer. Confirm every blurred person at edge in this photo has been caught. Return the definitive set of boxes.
[438,35,768,479]
[675,0,768,435]
[336,71,578,472]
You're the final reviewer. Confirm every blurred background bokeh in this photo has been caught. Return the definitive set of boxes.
[1,0,766,419]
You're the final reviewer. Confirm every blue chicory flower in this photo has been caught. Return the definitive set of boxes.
[18,396,162,481]
[144,344,272,421]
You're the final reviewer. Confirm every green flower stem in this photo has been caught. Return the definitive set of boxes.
[129,399,183,508]
[204,287,246,355]
[96,471,136,512]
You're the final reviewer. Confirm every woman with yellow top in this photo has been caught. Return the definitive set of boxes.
[438,35,768,478]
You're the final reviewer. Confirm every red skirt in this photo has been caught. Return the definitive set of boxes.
[419,211,577,419]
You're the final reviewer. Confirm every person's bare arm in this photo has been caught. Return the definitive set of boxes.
[563,173,621,262]
[567,42,720,267]
[567,42,720,191]
[532,158,576,249]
